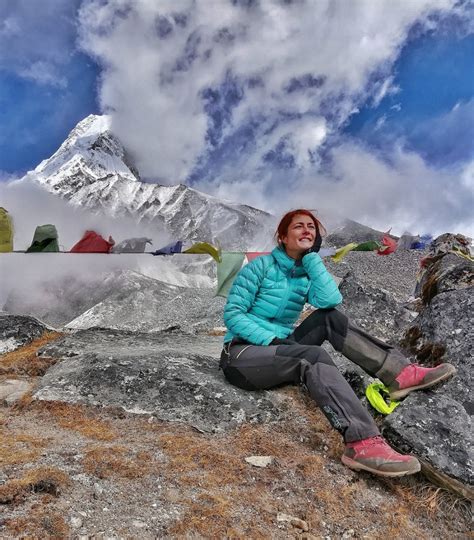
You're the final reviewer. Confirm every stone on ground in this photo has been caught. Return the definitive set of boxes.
[0,314,48,353]
[33,328,283,433]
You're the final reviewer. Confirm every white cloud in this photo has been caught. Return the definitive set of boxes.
[78,0,458,182]
[0,178,210,312]
[19,60,68,88]
[210,141,474,238]
[0,179,167,251]
[318,143,474,237]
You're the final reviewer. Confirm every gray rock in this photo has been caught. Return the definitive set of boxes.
[0,314,48,353]
[324,249,423,301]
[0,379,32,404]
[384,393,473,498]
[70,517,83,529]
[385,252,473,497]
[417,253,473,304]
[245,456,274,468]
[337,271,408,343]
[34,328,283,432]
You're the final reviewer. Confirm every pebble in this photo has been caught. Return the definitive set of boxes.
[132,520,146,528]
[0,379,31,405]
[70,517,83,529]
[245,455,274,468]
[277,513,309,532]
[94,482,104,497]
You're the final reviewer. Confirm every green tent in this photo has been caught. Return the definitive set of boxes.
[26,224,60,253]
[0,207,13,253]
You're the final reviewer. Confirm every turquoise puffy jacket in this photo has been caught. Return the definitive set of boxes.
[223,246,343,345]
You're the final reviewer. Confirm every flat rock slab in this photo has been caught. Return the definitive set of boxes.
[245,456,274,468]
[0,379,32,404]
[0,314,48,354]
[33,328,284,432]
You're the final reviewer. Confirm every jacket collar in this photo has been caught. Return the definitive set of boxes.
[271,246,307,276]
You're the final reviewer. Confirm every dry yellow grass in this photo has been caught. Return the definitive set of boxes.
[5,507,70,538]
[0,331,63,376]
[82,444,153,479]
[31,401,118,441]
[0,349,470,538]
[0,466,71,505]
[0,424,47,466]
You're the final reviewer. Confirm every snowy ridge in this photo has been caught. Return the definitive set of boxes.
[22,114,272,249]
[33,115,138,185]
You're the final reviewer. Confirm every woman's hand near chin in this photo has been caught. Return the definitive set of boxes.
[303,231,322,254]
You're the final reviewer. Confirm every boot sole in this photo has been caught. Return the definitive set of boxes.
[389,365,457,400]
[341,455,421,477]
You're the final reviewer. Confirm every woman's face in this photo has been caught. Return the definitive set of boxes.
[281,214,316,256]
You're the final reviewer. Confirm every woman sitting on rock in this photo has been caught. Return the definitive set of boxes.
[220,209,456,477]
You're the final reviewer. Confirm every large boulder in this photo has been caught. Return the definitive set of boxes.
[337,271,414,344]
[33,328,284,433]
[417,253,473,304]
[0,314,48,354]
[384,243,473,499]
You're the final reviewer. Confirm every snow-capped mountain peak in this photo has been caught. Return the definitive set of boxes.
[22,114,272,249]
[31,114,139,189]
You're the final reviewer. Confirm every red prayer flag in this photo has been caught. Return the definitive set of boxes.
[376,232,397,256]
[246,251,271,262]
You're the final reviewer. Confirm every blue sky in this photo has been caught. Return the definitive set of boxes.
[346,30,474,167]
[0,52,99,175]
[1,0,473,235]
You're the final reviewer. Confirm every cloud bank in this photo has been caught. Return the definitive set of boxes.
[0,180,211,310]
[74,0,473,236]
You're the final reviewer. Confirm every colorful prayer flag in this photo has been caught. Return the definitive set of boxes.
[216,252,246,298]
[184,242,221,263]
[151,240,183,256]
[331,242,358,263]
[246,251,270,262]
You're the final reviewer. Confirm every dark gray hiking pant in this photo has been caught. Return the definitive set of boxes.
[220,309,410,442]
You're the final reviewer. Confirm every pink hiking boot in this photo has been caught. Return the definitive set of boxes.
[388,363,456,400]
[342,436,420,477]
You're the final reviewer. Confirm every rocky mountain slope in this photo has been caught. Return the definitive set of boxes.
[326,218,391,246]
[1,233,472,538]
[21,114,272,249]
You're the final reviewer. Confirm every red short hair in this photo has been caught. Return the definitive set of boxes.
[275,209,326,244]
